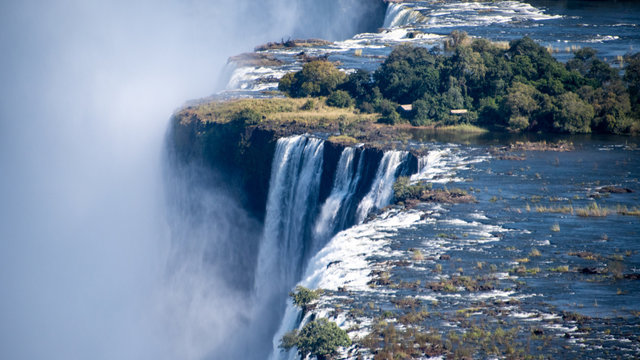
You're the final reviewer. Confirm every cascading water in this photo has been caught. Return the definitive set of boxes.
[256,135,325,295]
[267,147,411,360]
[383,3,424,28]
[356,151,409,223]
[312,147,365,251]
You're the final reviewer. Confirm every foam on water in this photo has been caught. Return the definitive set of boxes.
[385,1,562,29]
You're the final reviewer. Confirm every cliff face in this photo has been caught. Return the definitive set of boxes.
[168,112,418,221]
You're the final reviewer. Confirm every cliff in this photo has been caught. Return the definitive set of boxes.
[168,97,421,220]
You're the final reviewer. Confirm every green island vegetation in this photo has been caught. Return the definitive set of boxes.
[278,32,640,135]
[393,176,476,206]
[176,33,640,152]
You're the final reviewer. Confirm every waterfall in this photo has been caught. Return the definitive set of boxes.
[312,147,365,251]
[268,147,409,360]
[383,3,424,28]
[255,135,325,299]
[355,150,408,223]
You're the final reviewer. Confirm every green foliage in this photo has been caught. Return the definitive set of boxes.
[376,99,400,125]
[374,44,441,104]
[410,98,433,126]
[552,92,594,133]
[326,90,354,108]
[231,108,261,125]
[290,286,321,312]
[301,99,316,110]
[279,60,347,97]
[393,177,432,203]
[341,69,374,104]
[277,35,640,135]
[280,318,351,360]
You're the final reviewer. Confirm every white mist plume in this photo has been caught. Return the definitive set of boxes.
[0,0,384,359]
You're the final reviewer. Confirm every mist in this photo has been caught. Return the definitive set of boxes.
[0,0,384,359]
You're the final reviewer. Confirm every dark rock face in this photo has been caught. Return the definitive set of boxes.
[597,186,634,194]
[167,115,420,222]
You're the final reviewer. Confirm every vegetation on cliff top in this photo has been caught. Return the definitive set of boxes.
[279,33,640,135]
[176,33,640,140]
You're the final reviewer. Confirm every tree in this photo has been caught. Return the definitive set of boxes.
[290,286,321,313]
[326,90,354,108]
[376,99,400,125]
[341,69,373,104]
[279,60,346,97]
[374,44,441,104]
[502,82,540,131]
[552,91,594,133]
[280,318,351,360]
[624,52,640,113]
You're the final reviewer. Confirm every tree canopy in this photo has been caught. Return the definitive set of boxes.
[280,318,351,360]
[278,33,640,135]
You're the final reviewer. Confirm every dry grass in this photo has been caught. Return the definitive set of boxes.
[435,124,489,133]
[575,202,609,217]
[617,205,640,216]
[177,97,377,126]
[535,205,574,214]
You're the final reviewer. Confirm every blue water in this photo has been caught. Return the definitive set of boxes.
[216,1,640,357]
[224,0,640,95]
[306,139,640,358]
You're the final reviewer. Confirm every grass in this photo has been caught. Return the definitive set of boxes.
[575,202,609,217]
[435,124,489,133]
[535,205,574,214]
[529,248,542,257]
[549,265,570,273]
[327,135,358,146]
[177,97,377,126]
[617,205,640,216]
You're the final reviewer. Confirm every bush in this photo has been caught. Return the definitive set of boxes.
[410,98,433,126]
[289,286,321,313]
[326,90,354,108]
[374,44,441,104]
[231,108,261,125]
[341,69,373,103]
[552,91,594,133]
[301,99,316,110]
[279,60,346,97]
[280,318,351,360]
[393,176,431,203]
[357,101,375,114]
[376,99,400,125]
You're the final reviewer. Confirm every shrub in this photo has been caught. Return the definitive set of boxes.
[301,99,316,110]
[376,99,400,124]
[374,44,441,104]
[231,108,261,125]
[280,318,351,360]
[393,176,431,203]
[289,286,321,313]
[326,90,354,108]
[552,91,594,133]
[279,60,346,97]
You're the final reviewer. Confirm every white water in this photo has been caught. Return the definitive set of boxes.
[383,3,424,28]
[0,0,388,358]
[256,135,325,300]
[312,147,365,250]
[356,151,408,223]
[382,1,561,29]
[270,148,410,360]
